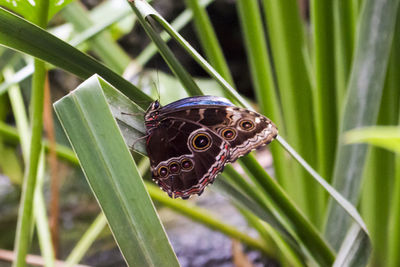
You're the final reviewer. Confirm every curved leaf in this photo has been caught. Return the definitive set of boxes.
[346,126,400,153]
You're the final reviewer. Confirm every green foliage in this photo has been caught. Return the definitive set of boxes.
[0,0,75,22]
[346,127,400,153]
[54,75,179,266]
[0,0,399,266]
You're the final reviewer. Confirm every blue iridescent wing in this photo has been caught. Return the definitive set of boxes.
[160,95,234,111]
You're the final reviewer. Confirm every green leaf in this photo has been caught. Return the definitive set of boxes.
[0,7,152,108]
[48,0,76,21]
[13,57,47,267]
[65,213,108,267]
[0,0,36,22]
[310,0,337,180]
[345,126,400,153]
[262,0,322,226]
[238,155,335,266]
[333,224,372,267]
[54,75,179,267]
[130,2,202,96]
[136,0,214,67]
[61,1,131,74]
[0,141,23,184]
[0,121,80,165]
[146,182,270,255]
[333,0,356,111]
[324,0,400,251]
[34,150,56,267]
[216,171,304,256]
[131,0,249,108]
[184,0,234,86]
[234,0,292,204]
[388,154,400,267]
[0,0,75,22]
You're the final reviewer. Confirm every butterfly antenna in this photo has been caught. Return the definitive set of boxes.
[151,79,160,103]
[153,59,161,102]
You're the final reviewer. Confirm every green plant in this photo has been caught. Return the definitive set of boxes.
[0,0,399,266]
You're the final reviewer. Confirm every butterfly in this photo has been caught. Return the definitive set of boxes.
[144,95,278,199]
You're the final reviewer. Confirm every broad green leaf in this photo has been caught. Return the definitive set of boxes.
[54,75,179,267]
[346,126,400,153]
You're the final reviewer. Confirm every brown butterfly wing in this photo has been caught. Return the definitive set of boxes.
[146,117,230,199]
[157,106,278,163]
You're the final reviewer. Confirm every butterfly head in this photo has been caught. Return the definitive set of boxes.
[145,100,162,127]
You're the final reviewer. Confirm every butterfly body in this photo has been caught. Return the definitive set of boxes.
[145,96,278,199]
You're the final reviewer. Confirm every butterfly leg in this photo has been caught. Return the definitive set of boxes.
[129,134,149,150]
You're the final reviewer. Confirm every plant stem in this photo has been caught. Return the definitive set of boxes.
[13,1,49,265]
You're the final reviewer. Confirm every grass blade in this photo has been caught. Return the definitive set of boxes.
[146,182,269,255]
[346,126,400,152]
[386,16,400,267]
[34,150,55,267]
[136,0,214,66]
[388,153,400,267]
[310,0,337,180]
[6,65,56,267]
[333,224,372,267]
[261,0,322,226]
[54,75,179,266]
[239,155,335,266]
[0,7,152,108]
[333,0,356,111]
[277,136,368,233]
[324,0,400,250]
[235,0,280,119]
[234,0,294,200]
[130,3,338,264]
[13,44,48,267]
[132,0,249,107]
[65,213,108,267]
[184,0,234,86]
[130,3,203,96]
[237,206,305,267]
[61,1,131,74]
